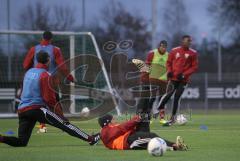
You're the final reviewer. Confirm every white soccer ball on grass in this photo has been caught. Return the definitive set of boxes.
[147,137,167,157]
[176,114,188,125]
[80,107,90,117]
[37,127,47,133]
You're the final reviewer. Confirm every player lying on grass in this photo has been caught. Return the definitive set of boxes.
[0,51,100,147]
[98,114,188,150]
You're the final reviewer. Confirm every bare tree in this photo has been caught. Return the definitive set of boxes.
[208,0,240,72]
[52,5,76,31]
[18,2,76,31]
[16,2,76,53]
[10,2,76,83]
[160,0,191,48]
[90,2,151,60]
[208,0,240,43]
[0,50,8,83]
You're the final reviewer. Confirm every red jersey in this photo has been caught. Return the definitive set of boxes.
[18,63,64,119]
[141,49,168,84]
[167,46,198,82]
[100,116,140,150]
[23,40,73,82]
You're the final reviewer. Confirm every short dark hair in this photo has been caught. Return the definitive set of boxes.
[36,50,49,64]
[182,35,191,40]
[43,31,53,40]
[98,114,113,128]
[159,40,168,47]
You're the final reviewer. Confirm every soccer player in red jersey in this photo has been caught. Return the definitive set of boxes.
[0,51,99,147]
[156,35,198,125]
[23,31,75,132]
[98,114,187,150]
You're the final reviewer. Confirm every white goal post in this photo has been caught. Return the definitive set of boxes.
[0,30,120,118]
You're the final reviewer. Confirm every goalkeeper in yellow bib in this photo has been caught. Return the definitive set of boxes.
[139,40,168,125]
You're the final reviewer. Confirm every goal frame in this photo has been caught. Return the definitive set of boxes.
[0,30,120,118]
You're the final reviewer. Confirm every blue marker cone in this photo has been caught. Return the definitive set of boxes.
[5,130,15,135]
[200,125,208,131]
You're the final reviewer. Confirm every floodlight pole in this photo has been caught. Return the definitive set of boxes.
[217,3,222,82]
[82,0,86,58]
[82,0,86,28]
[151,0,157,48]
[7,0,12,81]
[217,29,222,82]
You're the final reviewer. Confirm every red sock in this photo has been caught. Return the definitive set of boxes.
[159,109,165,119]
[40,123,46,128]
[88,136,93,142]
[172,144,178,151]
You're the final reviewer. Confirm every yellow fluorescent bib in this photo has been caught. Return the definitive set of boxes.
[149,49,168,81]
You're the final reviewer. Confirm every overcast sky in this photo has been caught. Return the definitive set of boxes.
[0,0,216,43]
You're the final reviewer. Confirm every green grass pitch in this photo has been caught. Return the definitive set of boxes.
[0,113,240,161]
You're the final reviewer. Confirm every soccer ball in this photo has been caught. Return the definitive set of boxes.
[147,137,167,157]
[37,127,47,133]
[81,107,90,117]
[176,114,188,125]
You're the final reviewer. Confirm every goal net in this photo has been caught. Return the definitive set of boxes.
[0,30,119,118]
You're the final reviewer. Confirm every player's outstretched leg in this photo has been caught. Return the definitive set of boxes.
[127,132,158,149]
[157,82,175,108]
[136,84,151,132]
[170,82,186,124]
[39,108,100,145]
[127,131,188,150]
[0,111,36,147]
